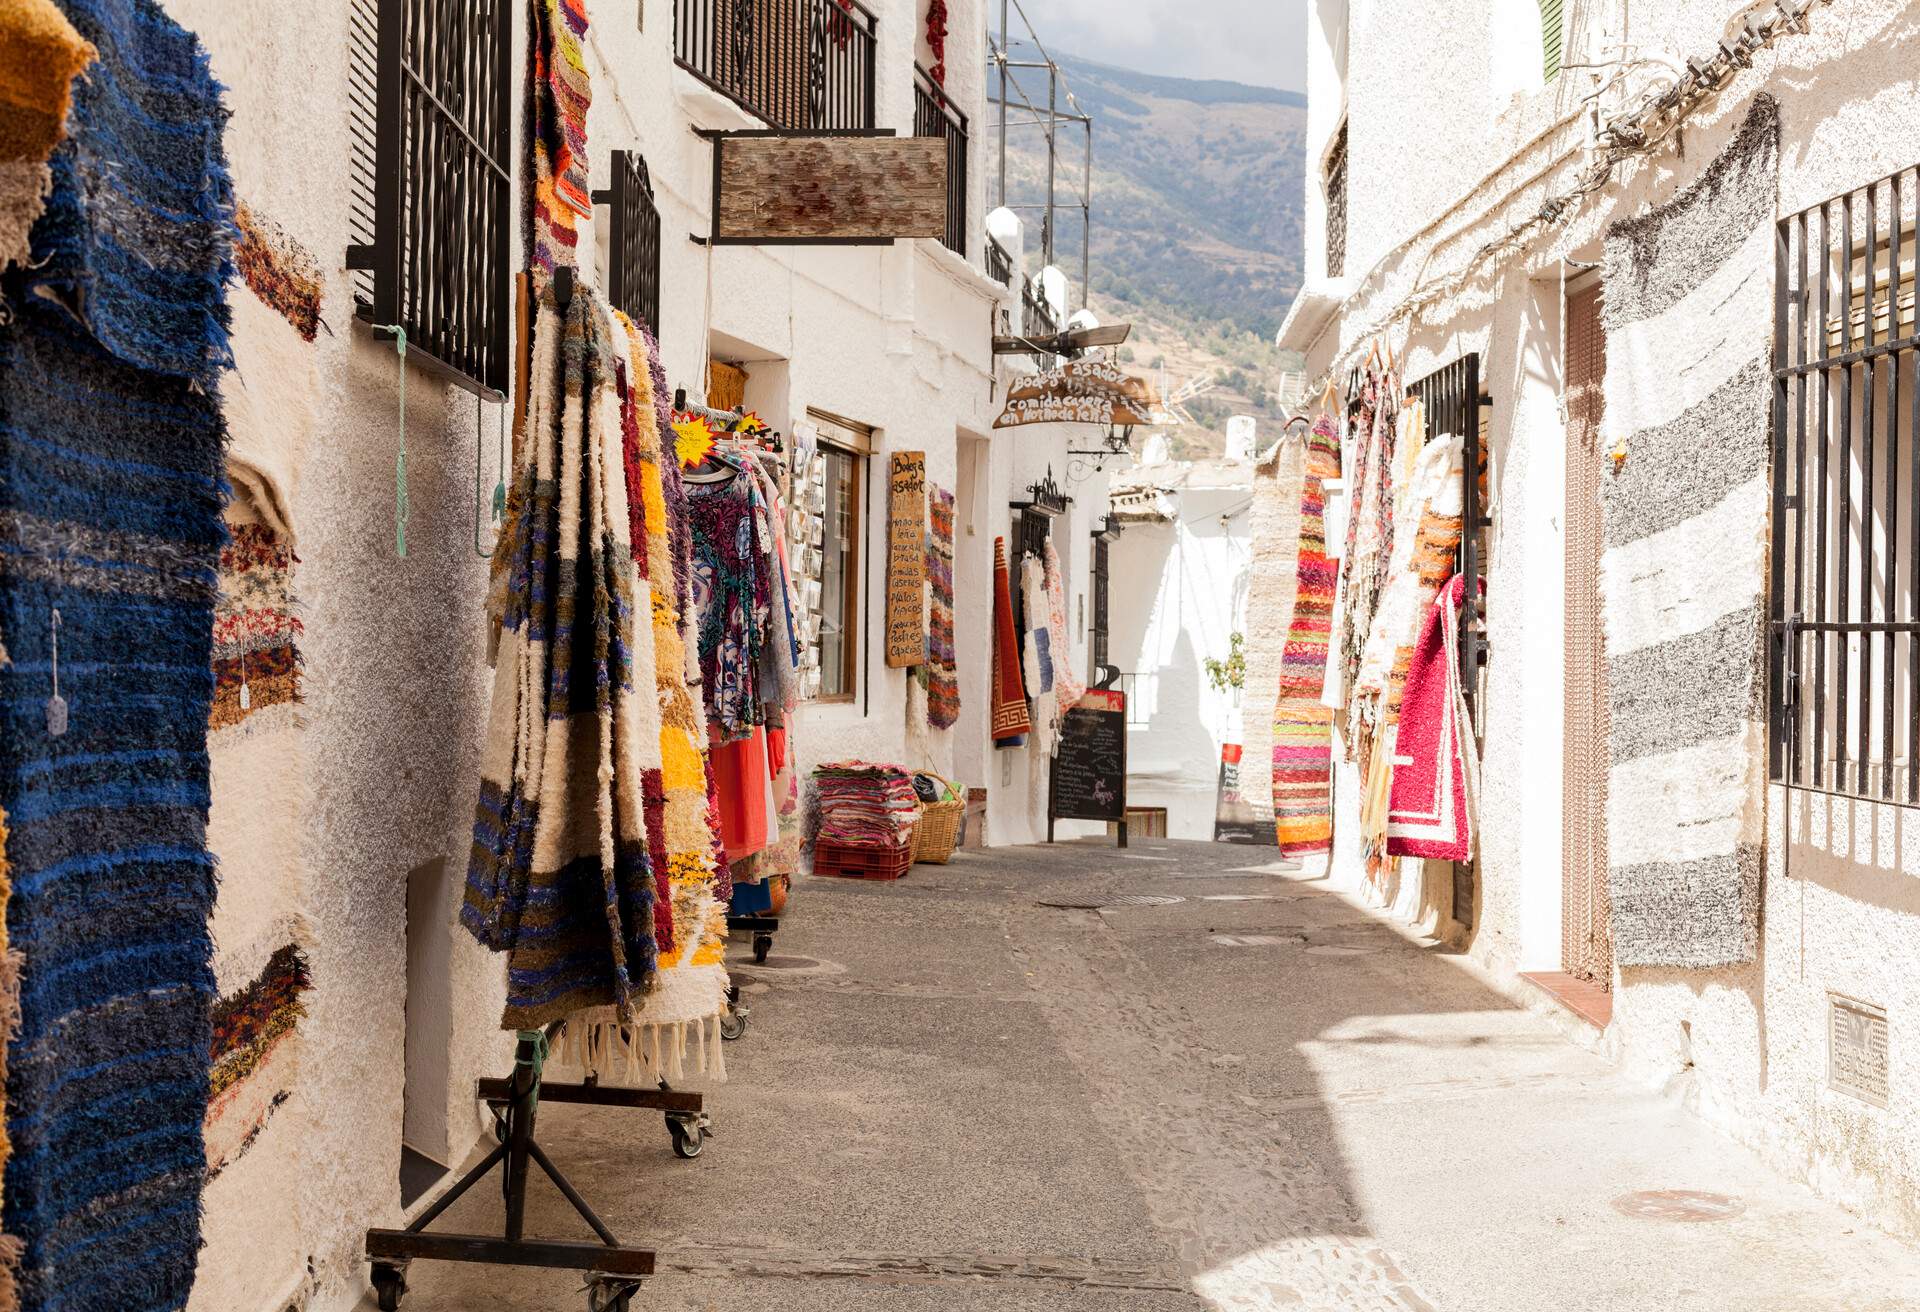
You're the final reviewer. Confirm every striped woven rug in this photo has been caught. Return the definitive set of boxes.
[1272,417,1342,856]
[1599,96,1778,968]
[0,4,233,1308]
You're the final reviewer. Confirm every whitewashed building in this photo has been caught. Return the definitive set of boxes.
[141,1,1107,1309]
[1281,0,1920,1243]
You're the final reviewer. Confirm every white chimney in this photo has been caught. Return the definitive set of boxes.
[1226,416,1257,462]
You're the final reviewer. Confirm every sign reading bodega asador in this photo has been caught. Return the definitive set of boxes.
[995,360,1158,429]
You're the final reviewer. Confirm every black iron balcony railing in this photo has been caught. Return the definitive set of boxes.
[985,235,1013,285]
[912,64,967,256]
[674,0,877,131]
[1023,275,1058,342]
[593,150,663,336]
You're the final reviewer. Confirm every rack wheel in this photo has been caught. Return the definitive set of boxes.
[667,1114,705,1159]
[719,1007,747,1041]
[371,1263,407,1311]
[752,933,772,964]
[586,1275,644,1312]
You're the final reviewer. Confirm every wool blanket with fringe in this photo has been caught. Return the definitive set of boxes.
[1387,576,1480,861]
[925,487,960,730]
[463,290,662,1030]
[0,4,230,1307]
[1272,417,1341,856]
[0,0,91,271]
[990,538,1030,743]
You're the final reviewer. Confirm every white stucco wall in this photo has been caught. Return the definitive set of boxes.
[1291,0,1920,1244]
[1109,478,1256,840]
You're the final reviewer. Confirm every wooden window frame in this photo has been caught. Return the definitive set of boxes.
[810,410,873,704]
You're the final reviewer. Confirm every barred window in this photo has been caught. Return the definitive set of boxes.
[1324,119,1349,280]
[595,150,663,336]
[348,0,513,397]
[1772,165,1920,803]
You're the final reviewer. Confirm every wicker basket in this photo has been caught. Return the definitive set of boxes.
[912,774,965,865]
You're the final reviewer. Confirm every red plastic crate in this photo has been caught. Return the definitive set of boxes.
[814,839,914,881]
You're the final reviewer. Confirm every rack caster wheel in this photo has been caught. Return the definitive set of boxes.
[720,1005,748,1041]
[667,1111,709,1159]
[586,1274,645,1312]
[370,1262,407,1311]
[752,932,772,964]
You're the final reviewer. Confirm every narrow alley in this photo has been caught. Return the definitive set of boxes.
[391,841,1920,1312]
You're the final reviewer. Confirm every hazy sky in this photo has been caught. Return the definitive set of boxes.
[1018,0,1308,92]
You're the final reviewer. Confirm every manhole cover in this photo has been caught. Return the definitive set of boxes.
[1037,894,1186,910]
[730,954,845,977]
[1611,1190,1746,1222]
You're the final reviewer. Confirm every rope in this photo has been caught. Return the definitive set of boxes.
[372,324,410,558]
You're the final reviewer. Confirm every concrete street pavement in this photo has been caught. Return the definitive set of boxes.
[381,838,1920,1311]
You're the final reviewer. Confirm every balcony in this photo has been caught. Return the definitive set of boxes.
[912,64,968,257]
[985,235,1013,285]
[1023,275,1058,342]
[674,0,877,130]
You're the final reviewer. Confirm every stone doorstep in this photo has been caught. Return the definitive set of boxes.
[1519,970,1615,1032]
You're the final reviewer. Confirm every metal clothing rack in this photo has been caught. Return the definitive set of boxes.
[365,1026,710,1311]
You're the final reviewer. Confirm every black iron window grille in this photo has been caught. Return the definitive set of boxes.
[1324,118,1348,280]
[593,150,663,335]
[674,0,877,131]
[1771,165,1920,803]
[1023,275,1058,344]
[913,63,968,257]
[985,235,1014,285]
[347,0,512,398]
[1406,354,1491,699]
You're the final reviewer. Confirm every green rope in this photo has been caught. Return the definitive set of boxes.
[373,325,410,558]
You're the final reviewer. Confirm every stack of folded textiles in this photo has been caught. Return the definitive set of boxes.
[813,762,919,849]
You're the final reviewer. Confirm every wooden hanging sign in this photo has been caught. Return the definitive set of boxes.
[884,450,928,668]
[708,130,948,246]
[995,360,1159,429]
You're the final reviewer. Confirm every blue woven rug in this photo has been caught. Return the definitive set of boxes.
[0,2,231,1309]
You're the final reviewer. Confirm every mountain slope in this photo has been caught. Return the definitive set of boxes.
[999,51,1309,453]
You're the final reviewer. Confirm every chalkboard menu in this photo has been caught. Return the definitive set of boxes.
[1049,689,1128,845]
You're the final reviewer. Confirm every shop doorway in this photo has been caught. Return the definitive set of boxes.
[1561,280,1614,992]
[401,857,455,1206]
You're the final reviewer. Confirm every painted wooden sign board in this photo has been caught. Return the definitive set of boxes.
[1050,689,1129,847]
[711,132,948,245]
[884,450,928,668]
[995,360,1159,429]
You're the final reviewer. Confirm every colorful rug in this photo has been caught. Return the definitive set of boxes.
[232,201,321,343]
[1599,96,1778,969]
[463,288,662,1029]
[0,4,230,1308]
[1044,539,1085,718]
[1387,576,1480,860]
[527,0,592,275]
[0,0,91,271]
[1241,434,1307,841]
[990,538,1031,743]
[926,487,960,730]
[1272,417,1341,856]
[0,807,21,1312]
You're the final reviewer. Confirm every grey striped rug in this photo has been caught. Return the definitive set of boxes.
[1599,95,1779,968]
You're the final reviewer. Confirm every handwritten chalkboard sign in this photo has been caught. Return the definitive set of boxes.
[884,450,927,668]
[1049,689,1129,846]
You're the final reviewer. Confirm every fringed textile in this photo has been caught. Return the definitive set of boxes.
[925,487,960,729]
[0,0,91,270]
[1272,418,1341,856]
[1387,576,1480,860]
[0,5,230,1305]
[0,807,22,1312]
[990,538,1030,742]
[232,201,321,343]
[1599,96,1778,969]
[1021,552,1056,755]
[1044,539,1084,719]
[526,0,592,275]
[1240,435,1307,840]
[23,0,232,390]
[462,289,662,1030]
